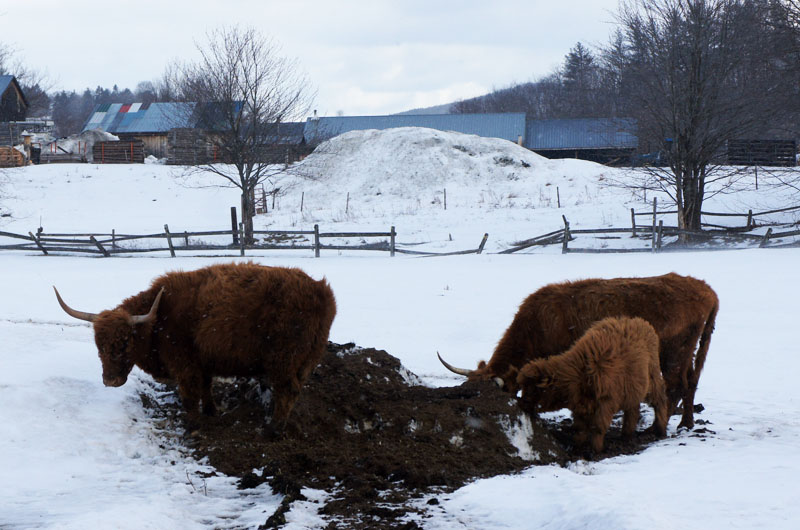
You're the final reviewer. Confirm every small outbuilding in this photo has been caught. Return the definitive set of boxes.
[0,75,28,123]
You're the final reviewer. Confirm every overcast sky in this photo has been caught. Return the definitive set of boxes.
[2,0,621,117]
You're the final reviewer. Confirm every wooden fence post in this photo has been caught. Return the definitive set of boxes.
[557,186,561,208]
[561,215,570,254]
[444,188,447,210]
[28,231,48,255]
[90,235,110,257]
[112,228,117,250]
[390,226,396,257]
[656,220,664,251]
[301,191,304,212]
[477,233,489,254]
[164,224,176,257]
[239,223,245,256]
[759,228,773,248]
[631,208,637,237]
[346,192,350,214]
[651,197,658,251]
[230,207,239,245]
[746,209,753,230]
[183,231,189,247]
[314,224,320,258]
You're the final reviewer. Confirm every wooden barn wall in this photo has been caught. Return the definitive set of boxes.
[117,133,167,159]
[0,85,27,122]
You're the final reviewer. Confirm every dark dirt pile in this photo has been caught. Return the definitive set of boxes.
[140,342,685,529]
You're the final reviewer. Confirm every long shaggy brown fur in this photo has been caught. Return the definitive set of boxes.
[471,273,718,429]
[90,262,337,429]
[517,317,669,453]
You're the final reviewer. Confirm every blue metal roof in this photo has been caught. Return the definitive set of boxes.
[0,75,28,107]
[0,75,14,95]
[525,118,638,150]
[82,102,198,134]
[304,113,527,143]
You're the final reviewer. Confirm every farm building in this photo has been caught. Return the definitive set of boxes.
[0,75,28,123]
[303,113,638,165]
[262,122,309,163]
[82,102,202,160]
[304,113,528,145]
[82,102,305,164]
[525,118,638,165]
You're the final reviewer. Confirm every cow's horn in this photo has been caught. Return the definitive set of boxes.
[53,286,98,322]
[493,377,504,388]
[129,287,165,325]
[437,351,473,376]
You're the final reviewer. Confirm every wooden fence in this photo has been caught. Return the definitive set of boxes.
[93,140,145,164]
[0,225,489,258]
[501,201,800,254]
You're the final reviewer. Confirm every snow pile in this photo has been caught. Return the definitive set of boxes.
[290,127,616,214]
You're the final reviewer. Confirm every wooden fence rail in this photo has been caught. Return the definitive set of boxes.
[0,225,489,258]
[502,203,799,255]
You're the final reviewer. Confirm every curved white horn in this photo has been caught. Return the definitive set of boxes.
[53,286,98,322]
[493,377,505,388]
[437,351,474,376]
[129,287,165,325]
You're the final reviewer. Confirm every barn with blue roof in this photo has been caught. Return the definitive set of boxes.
[304,113,638,165]
[305,113,528,145]
[82,102,208,159]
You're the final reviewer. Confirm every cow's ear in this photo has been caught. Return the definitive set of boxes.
[536,375,554,388]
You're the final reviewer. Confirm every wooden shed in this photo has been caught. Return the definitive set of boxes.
[0,75,28,123]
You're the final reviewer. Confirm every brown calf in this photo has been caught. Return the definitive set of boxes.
[517,316,669,453]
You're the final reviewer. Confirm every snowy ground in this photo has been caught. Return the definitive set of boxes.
[2,128,800,528]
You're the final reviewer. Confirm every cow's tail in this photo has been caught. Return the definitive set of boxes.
[692,297,719,384]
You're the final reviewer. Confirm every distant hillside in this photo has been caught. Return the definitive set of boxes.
[394,102,455,115]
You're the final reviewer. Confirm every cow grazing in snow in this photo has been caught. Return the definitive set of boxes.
[516,316,669,453]
[438,273,718,429]
[54,262,337,430]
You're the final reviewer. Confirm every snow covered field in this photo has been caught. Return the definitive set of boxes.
[2,128,799,528]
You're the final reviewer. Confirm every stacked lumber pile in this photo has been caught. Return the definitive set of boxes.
[727,139,797,167]
[0,146,25,167]
[93,140,145,164]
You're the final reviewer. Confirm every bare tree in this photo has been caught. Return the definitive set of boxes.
[615,0,794,238]
[171,26,314,242]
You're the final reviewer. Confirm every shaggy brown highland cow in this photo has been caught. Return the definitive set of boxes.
[517,316,669,453]
[54,262,337,431]
[438,273,718,429]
